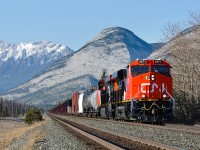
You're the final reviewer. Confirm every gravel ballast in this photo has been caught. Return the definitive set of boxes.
[9,115,92,150]
[39,115,91,150]
[57,115,200,150]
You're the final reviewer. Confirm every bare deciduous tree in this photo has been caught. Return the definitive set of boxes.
[160,11,200,124]
[188,9,200,26]
[161,21,185,42]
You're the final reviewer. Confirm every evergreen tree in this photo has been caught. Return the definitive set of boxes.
[2,107,8,118]
[101,69,107,80]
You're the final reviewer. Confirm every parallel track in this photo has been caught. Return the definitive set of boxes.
[67,115,200,135]
[49,113,178,150]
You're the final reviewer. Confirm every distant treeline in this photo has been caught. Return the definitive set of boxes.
[0,97,30,118]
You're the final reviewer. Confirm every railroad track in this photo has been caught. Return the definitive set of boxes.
[49,114,121,150]
[48,114,178,150]
[111,120,200,135]
[164,123,200,134]
[66,115,200,135]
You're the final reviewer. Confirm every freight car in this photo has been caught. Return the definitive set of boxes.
[70,87,98,117]
[50,99,72,115]
[50,59,174,124]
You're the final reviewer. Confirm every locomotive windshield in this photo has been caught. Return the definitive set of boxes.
[152,65,170,76]
[131,65,150,76]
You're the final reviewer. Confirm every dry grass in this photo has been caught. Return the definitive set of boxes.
[0,119,26,149]
[0,118,46,150]
[19,126,45,150]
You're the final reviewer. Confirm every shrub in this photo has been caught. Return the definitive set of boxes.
[24,109,43,125]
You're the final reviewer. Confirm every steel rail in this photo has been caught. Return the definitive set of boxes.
[49,114,179,150]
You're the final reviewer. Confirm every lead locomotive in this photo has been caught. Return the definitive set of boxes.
[97,59,174,124]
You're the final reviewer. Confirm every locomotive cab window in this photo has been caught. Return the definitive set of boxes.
[152,65,170,76]
[131,65,150,76]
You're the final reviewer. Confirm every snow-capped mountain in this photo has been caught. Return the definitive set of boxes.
[0,40,73,93]
[2,27,154,106]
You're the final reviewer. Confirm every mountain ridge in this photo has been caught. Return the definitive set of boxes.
[2,27,154,106]
[0,40,73,93]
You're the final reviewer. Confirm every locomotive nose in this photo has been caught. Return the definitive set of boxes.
[141,73,170,100]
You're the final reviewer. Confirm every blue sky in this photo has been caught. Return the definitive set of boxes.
[0,0,199,50]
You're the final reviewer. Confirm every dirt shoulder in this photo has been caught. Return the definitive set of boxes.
[0,116,47,150]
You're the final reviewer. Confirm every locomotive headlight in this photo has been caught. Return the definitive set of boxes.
[142,94,146,98]
[163,94,167,98]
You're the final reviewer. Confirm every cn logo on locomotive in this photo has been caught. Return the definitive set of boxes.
[141,83,166,93]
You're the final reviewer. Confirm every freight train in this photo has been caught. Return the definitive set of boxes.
[50,59,174,124]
